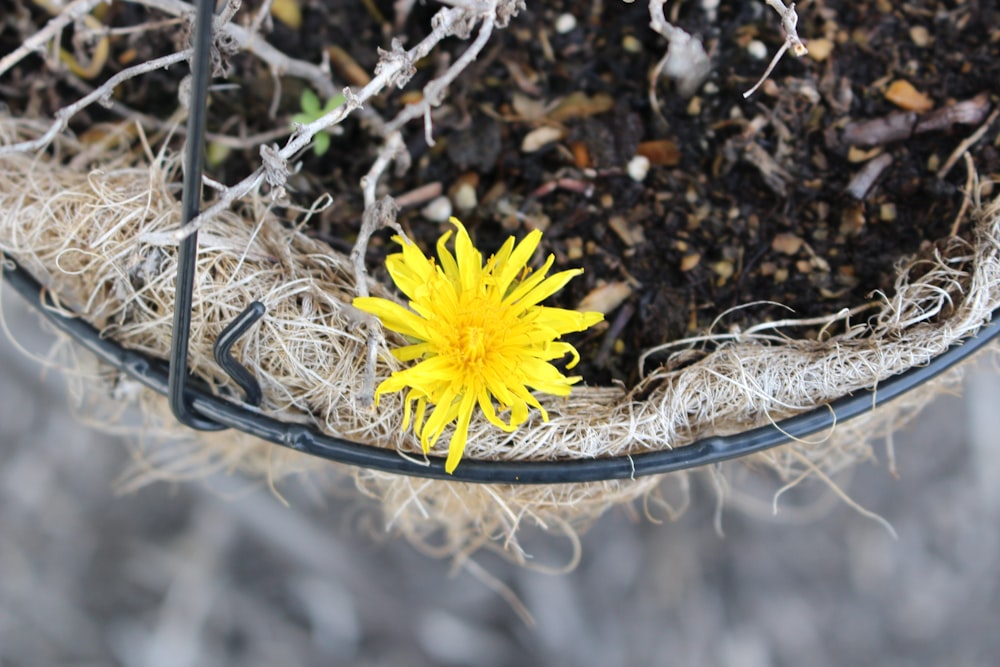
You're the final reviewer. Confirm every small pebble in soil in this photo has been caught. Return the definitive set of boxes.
[712,260,735,284]
[578,282,632,315]
[452,183,477,212]
[771,233,804,255]
[746,40,768,60]
[521,126,563,153]
[807,37,834,62]
[909,26,932,47]
[554,13,577,34]
[422,196,452,223]
[701,0,720,22]
[626,155,650,182]
[885,79,934,113]
[566,237,584,260]
[622,35,642,53]
[680,254,701,272]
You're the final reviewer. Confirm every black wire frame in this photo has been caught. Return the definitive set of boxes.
[3,0,999,484]
[168,0,225,431]
[4,256,999,484]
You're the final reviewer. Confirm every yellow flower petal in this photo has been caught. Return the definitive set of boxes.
[445,391,477,473]
[435,228,460,280]
[502,255,558,307]
[451,219,483,293]
[475,383,516,432]
[494,228,542,294]
[353,296,428,340]
[386,237,437,298]
[485,236,517,276]
[512,267,585,308]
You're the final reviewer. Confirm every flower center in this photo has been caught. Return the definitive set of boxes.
[462,326,487,366]
[443,296,508,374]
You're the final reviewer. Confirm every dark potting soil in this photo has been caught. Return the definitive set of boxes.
[2,0,998,387]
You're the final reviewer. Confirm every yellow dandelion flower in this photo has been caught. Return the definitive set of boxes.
[354,217,604,473]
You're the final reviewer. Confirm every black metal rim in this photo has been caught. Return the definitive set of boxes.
[4,255,998,484]
[3,0,997,485]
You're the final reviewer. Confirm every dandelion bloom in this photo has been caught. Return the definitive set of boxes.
[354,217,603,473]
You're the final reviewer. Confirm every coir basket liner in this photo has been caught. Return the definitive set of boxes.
[2,111,999,562]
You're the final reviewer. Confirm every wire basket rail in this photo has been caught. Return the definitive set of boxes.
[3,0,998,484]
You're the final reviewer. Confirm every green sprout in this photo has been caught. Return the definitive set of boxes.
[291,89,345,156]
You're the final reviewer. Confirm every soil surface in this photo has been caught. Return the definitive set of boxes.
[2,0,999,386]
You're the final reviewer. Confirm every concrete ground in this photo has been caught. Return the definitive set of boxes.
[1,281,999,667]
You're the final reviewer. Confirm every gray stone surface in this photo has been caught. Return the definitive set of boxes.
[1,282,999,666]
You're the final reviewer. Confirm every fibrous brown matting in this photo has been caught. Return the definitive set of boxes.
[2,116,997,563]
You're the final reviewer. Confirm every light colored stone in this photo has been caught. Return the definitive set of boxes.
[554,13,577,34]
[626,155,651,182]
[452,183,477,213]
[521,126,563,153]
[747,40,768,61]
[421,195,452,223]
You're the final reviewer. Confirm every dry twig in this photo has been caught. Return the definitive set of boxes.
[0,50,192,156]
[647,0,711,99]
[939,107,999,180]
[743,0,808,98]
[0,0,107,78]
[174,2,507,241]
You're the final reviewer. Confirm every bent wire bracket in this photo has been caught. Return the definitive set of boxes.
[168,0,266,429]
[214,301,266,407]
[167,0,219,430]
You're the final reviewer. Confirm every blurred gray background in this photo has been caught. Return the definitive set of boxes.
[2,281,999,667]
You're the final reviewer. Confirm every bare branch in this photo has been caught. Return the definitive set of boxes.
[173,3,492,241]
[938,107,999,179]
[0,49,192,156]
[765,0,808,57]
[352,190,402,408]
[0,0,107,78]
[58,71,292,148]
[128,0,340,100]
[648,0,711,99]
[743,41,790,98]
[744,0,809,98]
[385,8,497,135]
[248,0,276,36]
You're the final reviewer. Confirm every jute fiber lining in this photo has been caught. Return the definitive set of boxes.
[2,116,997,562]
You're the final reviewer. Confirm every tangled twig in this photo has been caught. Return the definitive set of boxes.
[173,1,503,241]
[743,0,808,98]
[0,50,192,157]
[0,0,107,78]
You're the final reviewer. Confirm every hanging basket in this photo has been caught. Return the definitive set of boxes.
[3,109,998,558]
[2,0,998,562]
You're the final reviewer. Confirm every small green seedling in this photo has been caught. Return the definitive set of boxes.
[292,89,345,156]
